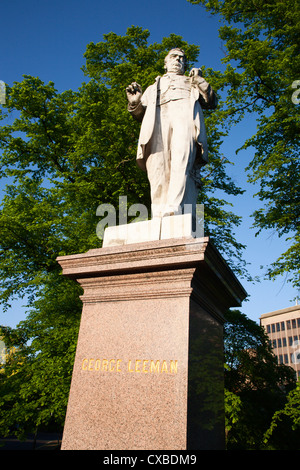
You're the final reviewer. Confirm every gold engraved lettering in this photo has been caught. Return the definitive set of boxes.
[150,360,160,373]
[81,358,178,374]
[170,360,178,374]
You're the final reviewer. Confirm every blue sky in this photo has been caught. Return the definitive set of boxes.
[0,0,298,327]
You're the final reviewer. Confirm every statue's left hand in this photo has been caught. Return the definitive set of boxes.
[189,68,203,79]
[189,68,210,93]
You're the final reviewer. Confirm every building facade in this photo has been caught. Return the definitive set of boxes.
[260,305,300,380]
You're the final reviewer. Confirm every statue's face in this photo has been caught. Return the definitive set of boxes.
[165,50,186,75]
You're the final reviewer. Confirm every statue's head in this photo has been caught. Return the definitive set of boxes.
[164,48,187,75]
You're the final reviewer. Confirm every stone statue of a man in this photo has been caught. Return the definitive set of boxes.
[126,48,217,218]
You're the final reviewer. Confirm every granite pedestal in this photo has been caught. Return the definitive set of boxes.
[57,237,246,450]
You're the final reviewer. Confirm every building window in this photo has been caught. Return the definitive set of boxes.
[267,325,271,333]
[289,336,293,346]
[284,354,289,364]
[276,322,280,332]
[292,319,297,329]
[272,324,276,333]
[283,337,287,347]
[273,339,277,348]
[281,321,285,331]
[297,318,300,328]
[278,338,282,348]
[278,355,283,364]
[287,320,291,330]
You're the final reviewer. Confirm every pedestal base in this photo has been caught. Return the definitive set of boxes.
[57,237,246,450]
[102,213,203,247]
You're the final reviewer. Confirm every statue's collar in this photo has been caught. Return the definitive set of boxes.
[163,73,185,79]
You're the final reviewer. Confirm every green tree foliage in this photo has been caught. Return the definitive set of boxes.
[0,27,246,437]
[0,277,81,438]
[224,309,297,449]
[188,0,300,289]
[263,380,300,450]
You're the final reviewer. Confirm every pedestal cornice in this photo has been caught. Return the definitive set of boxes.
[57,237,247,322]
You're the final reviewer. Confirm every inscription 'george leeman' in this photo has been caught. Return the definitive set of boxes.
[81,358,178,375]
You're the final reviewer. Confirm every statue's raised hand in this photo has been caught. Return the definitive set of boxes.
[126,82,143,107]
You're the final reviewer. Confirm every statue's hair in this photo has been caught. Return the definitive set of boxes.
[164,48,187,71]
